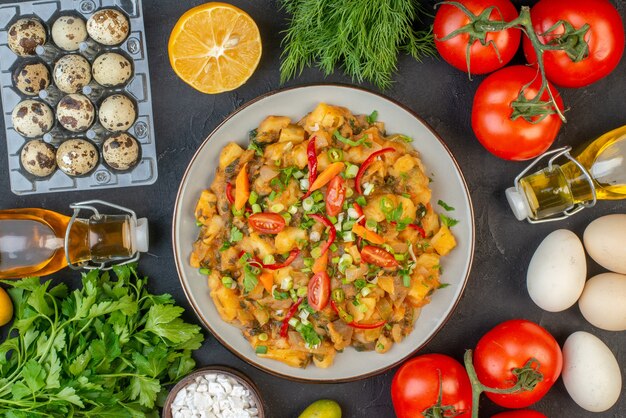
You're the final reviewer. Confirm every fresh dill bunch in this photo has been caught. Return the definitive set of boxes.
[280,0,435,89]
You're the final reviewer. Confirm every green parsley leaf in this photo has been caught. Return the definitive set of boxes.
[437,200,455,211]
[439,214,459,227]
[333,130,370,147]
[297,323,321,347]
[230,226,243,243]
[366,110,378,124]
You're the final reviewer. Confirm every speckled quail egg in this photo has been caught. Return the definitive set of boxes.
[7,18,47,57]
[51,16,88,51]
[53,54,92,93]
[11,100,54,138]
[13,62,50,96]
[56,139,99,176]
[20,139,57,177]
[56,94,95,132]
[98,94,136,132]
[87,9,130,46]
[103,133,140,171]
[92,52,133,87]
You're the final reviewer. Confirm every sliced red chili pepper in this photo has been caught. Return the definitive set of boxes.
[263,249,300,270]
[303,136,318,198]
[352,202,365,226]
[308,213,336,256]
[390,221,427,238]
[355,147,395,194]
[226,182,235,204]
[330,300,386,329]
[408,223,427,238]
[280,297,303,338]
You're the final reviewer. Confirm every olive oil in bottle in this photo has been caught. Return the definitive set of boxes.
[0,201,148,279]
[507,125,626,222]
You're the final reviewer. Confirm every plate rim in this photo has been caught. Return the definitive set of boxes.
[172,82,475,383]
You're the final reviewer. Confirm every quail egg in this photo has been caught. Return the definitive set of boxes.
[11,100,54,138]
[53,54,92,93]
[56,94,95,132]
[14,62,50,96]
[87,9,130,45]
[56,139,99,176]
[98,94,136,132]
[7,18,47,57]
[92,52,133,87]
[51,16,88,51]
[20,139,57,177]
[103,133,140,171]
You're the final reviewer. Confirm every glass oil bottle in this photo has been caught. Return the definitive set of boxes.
[507,125,626,222]
[0,200,148,279]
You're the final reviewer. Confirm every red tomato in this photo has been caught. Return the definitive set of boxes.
[492,411,548,418]
[472,65,564,161]
[473,319,563,409]
[360,246,398,268]
[392,354,472,418]
[325,175,346,217]
[248,213,286,234]
[307,271,330,311]
[523,0,624,88]
[434,0,521,74]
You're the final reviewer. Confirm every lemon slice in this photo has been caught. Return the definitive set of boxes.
[168,2,262,94]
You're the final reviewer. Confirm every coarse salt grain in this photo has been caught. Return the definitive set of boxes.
[171,372,259,418]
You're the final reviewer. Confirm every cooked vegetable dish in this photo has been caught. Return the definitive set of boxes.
[191,103,457,368]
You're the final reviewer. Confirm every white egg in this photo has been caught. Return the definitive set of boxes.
[527,229,586,312]
[584,214,626,274]
[578,272,626,331]
[562,331,621,412]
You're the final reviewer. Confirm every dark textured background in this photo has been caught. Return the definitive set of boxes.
[1,0,625,416]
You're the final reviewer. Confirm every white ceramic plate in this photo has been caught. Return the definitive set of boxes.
[172,85,475,382]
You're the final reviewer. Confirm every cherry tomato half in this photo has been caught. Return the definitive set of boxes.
[248,213,286,234]
[325,175,346,217]
[392,354,472,418]
[523,0,624,88]
[360,246,398,268]
[308,271,330,311]
[471,65,564,161]
[434,0,521,75]
[474,319,563,408]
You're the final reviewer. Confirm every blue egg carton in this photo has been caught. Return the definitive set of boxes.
[0,0,157,195]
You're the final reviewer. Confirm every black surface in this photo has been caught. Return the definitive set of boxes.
[1,0,625,417]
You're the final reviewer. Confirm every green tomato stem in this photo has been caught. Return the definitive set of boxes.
[463,349,543,418]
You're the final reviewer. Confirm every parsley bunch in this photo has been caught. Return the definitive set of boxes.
[280,0,435,89]
[0,265,202,417]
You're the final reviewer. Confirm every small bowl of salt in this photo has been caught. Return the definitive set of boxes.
[162,366,265,418]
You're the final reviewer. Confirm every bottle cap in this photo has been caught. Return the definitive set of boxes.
[505,187,530,221]
[135,218,149,253]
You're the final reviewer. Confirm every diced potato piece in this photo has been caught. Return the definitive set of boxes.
[313,348,336,368]
[288,142,308,169]
[364,194,416,223]
[348,297,377,323]
[275,227,307,253]
[189,251,201,269]
[251,305,270,326]
[201,215,225,244]
[431,225,457,256]
[391,305,406,322]
[345,245,362,264]
[219,142,244,170]
[279,124,305,144]
[415,253,440,271]
[264,141,294,164]
[377,276,395,294]
[195,190,218,225]
[421,208,440,236]
[390,155,416,176]
[303,103,346,132]
[258,116,291,136]
[258,348,310,368]
[407,273,440,307]
[240,232,275,259]
[375,335,393,353]
[209,273,240,322]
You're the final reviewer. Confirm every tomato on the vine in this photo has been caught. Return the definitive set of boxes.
[523,0,625,88]
[492,411,548,418]
[471,65,564,161]
[434,0,521,75]
[473,319,563,408]
[392,354,472,418]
